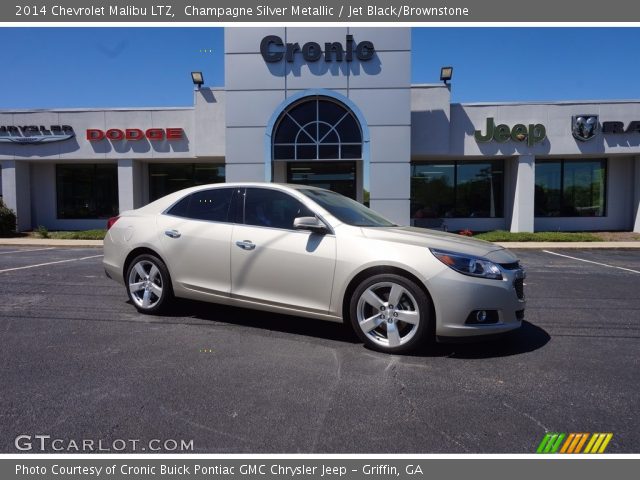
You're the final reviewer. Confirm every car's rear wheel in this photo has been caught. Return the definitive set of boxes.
[126,254,173,314]
[349,274,431,354]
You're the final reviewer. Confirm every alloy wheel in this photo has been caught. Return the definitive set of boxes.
[128,260,164,310]
[356,281,420,348]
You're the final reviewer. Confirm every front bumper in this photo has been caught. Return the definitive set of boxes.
[428,267,525,338]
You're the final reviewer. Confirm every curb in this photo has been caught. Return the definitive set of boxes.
[495,241,640,249]
[0,238,638,249]
[0,239,103,247]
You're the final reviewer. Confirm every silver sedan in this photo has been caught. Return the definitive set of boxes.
[103,183,525,353]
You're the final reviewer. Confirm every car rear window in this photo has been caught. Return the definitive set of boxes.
[166,188,233,222]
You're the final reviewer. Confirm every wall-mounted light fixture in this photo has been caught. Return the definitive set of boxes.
[440,66,453,85]
[191,72,204,89]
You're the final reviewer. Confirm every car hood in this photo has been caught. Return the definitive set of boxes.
[360,226,519,264]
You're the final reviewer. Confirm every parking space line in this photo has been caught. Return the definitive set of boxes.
[0,254,103,274]
[543,250,640,274]
[0,247,56,255]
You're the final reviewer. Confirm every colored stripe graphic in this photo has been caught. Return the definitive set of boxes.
[538,433,613,453]
[565,433,589,453]
[559,433,575,453]
[537,433,565,453]
[584,433,614,453]
[574,433,589,453]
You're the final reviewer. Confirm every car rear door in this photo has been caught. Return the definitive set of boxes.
[157,187,234,297]
[230,187,336,314]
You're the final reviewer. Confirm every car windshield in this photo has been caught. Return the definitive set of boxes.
[299,189,397,227]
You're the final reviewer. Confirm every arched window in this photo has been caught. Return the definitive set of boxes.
[272,96,362,160]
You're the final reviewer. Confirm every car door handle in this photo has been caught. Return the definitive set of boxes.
[235,240,256,250]
[164,229,181,239]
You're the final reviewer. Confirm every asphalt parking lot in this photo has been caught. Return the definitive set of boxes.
[0,246,638,453]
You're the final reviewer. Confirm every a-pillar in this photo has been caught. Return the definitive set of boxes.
[1,160,31,231]
[509,155,535,233]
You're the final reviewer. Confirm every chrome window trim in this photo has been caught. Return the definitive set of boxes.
[160,185,336,236]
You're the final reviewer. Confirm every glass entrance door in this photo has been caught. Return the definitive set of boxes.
[286,161,357,200]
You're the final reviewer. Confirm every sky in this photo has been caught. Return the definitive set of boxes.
[1,27,639,109]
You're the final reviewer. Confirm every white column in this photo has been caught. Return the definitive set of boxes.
[633,156,640,233]
[368,125,412,227]
[369,162,410,226]
[509,154,535,233]
[225,164,265,183]
[1,160,31,231]
[117,159,142,213]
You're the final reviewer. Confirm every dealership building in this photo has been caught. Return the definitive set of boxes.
[1,27,640,233]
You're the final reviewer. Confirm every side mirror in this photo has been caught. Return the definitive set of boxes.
[293,216,329,234]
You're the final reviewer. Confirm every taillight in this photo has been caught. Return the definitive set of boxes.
[106,216,120,230]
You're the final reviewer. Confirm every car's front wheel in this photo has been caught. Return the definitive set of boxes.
[349,274,431,354]
[126,254,173,314]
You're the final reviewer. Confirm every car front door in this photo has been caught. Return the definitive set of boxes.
[230,187,336,314]
[157,187,234,297]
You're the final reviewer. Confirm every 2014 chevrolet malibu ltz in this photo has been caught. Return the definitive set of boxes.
[103,183,525,353]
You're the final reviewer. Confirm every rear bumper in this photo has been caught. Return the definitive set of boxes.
[103,259,124,285]
[102,232,126,285]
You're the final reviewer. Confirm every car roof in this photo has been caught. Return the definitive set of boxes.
[185,182,332,194]
[133,182,329,215]
[193,182,325,190]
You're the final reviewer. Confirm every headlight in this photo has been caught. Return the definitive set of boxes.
[430,249,503,280]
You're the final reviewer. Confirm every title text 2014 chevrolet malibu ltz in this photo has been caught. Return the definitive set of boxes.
[103,183,525,353]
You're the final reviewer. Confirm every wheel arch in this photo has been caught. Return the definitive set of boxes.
[341,265,436,333]
[123,247,170,283]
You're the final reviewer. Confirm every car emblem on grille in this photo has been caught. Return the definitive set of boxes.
[572,115,599,141]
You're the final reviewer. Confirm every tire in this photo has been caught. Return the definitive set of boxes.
[349,273,431,354]
[125,253,173,314]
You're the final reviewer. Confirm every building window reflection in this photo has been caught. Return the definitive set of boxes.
[535,159,606,217]
[56,164,118,219]
[410,161,504,223]
[149,163,225,202]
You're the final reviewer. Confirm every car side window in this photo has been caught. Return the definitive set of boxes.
[166,195,190,218]
[243,188,314,230]
[166,188,233,222]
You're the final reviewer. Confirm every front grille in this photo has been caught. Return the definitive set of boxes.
[514,277,525,300]
[500,261,521,270]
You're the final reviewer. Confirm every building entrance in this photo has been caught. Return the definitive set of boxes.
[286,161,357,200]
[271,94,365,202]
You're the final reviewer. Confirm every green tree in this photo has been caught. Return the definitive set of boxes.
[0,199,17,236]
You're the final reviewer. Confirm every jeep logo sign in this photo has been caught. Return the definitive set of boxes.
[260,35,375,63]
[475,118,546,147]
